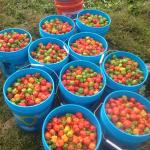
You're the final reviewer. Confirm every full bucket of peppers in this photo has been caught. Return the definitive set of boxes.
[0,28,32,76]
[1,8,150,150]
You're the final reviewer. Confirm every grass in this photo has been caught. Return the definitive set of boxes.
[0,0,150,149]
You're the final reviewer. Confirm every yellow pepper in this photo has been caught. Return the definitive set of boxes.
[51,135,57,143]
[140,110,147,117]
[133,128,140,135]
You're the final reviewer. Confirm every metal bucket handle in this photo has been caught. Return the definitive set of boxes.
[99,50,119,66]
[18,63,59,95]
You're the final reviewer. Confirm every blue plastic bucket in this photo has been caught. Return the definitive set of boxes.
[39,15,75,41]
[102,51,149,92]
[76,9,111,36]
[59,60,106,108]
[3,68,55,131]
[0,28,32,64]
[28,37,69,74]
[68,32,108,64]
[100,90,150,149]
[0,62,16,77]
[42,104,102,150]
[0,28,32,76]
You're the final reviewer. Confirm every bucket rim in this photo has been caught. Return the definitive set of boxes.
[0,28,32,54]
[77,9,111,29]
[59,60,106,100]
[39,15,75,36]
[3,68,55,109]
[55,0,83,4]
[55,0,83,8]
[68,31,108,58]
[28,37,69,65]
[42,104,102,150]
[102,50,149,88]
[102,90,150,137]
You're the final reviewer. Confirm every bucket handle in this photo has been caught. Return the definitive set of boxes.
[63,44,82,61]
[94,102,102,116]
[99,50,119,66]
[64,44,85,62]
[63,45,69,54]
[93,101,124,150]
[18,63,59,95]
[103,135,124,150]
[31,64,59,94]
[56,91,65,106]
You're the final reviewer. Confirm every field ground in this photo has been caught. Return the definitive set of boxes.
[0,0,150,150]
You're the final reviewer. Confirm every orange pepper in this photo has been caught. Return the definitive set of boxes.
[45,132,51,140]
[140,110,147,117]
[133,128,140,135]
[14,94,20,99]
[51,135,58,143]
[62,134,68,142]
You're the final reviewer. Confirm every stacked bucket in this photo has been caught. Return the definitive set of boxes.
[1,2,150,150]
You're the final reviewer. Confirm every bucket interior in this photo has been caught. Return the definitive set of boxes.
[42,104,102,150]
[3,68,55,113]
[39,15,75,36]
[77,9,111,28]
[100,90,150,145]
[102,51,149,90]
[68,32,108,58]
